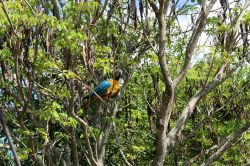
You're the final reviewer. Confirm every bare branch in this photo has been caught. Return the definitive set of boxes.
[67,81,98,166]
[0,0,17,36]
[91,0,109,25]
[148,0,159,14]
[113,122,133,166]
[200,122,250,166]
[0,107,21,166]
[51,0,61,20]
[173,0,217,88]
[24,0,36,15]
[166,63,228,149]
[225,0,250,52]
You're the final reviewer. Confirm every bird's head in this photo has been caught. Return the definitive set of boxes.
[114,69,122,81]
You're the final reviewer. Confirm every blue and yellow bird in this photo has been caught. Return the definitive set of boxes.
[84,71,122,106]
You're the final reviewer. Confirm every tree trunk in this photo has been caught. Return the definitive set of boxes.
[153,93,174,166]
[97,123,112,166]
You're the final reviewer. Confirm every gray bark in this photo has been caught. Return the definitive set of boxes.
[165,63,227,150]
[70,129,79,166]
[148,1,216,165]
[200,122,250,166]
[173,0,217,87]
[164,0,250,163]
[68,82,98,166]
[149,1,174,165]
[96,102,118,166]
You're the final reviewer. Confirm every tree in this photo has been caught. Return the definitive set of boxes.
[147,0,250,165]
[0,0,249,166]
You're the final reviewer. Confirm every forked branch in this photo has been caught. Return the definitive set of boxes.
[173,0,217,87]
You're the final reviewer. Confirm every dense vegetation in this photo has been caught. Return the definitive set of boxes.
[0,0,250,165]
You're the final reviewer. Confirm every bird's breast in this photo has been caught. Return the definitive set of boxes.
[103,80,119,99]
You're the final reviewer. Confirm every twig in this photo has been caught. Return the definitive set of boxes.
[0,106,21,166]
[142,29,158,54]
[91,0,109,25]
[67,81,98,166]
[113,122,133,166]
[0,144,10,149]
[117,103,132,111]
[0,0,17,36]
[23,0,36,15]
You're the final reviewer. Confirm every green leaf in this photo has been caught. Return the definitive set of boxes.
[35,128,49,143]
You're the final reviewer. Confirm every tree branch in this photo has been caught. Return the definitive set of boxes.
[173,0,217,88]
[91,0,109,25]
[95,64,137,165]
[184,144,217,166]
[225,0,250,52]
[166,63,229,150]
[0,107,21,166]
[113,122,133,166]
[152,0,174,164]
[0,144,10,149]
[67,80,98,166]
[148,0,159,14]
[24,0,36,16]
[200,122,250,166]
[51,0,61,20]
[52,146,67,166]
[0,0,17,36]
[70,129,79,166]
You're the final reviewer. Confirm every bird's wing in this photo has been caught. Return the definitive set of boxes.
[84,80,111,99]
[93,80,112,95]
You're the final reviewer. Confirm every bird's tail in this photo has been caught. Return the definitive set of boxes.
[83,92,95,99]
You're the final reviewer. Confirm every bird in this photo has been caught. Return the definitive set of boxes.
[83,70,122,106]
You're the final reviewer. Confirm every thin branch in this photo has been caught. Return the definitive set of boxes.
[142,73,156,113]
[105,0,118,25]
[184,144,217,166]
[24,0,36,15]
[166,63,231,150]
[91,0,109,25]
[142,29,158,54]
[113,122,133,166]
[0,144,10,149]
[173,0,217,88]
[225,0,250,52]
[51,0,61,20]
[200,122,250,166]
[0,107,21,166]
[67,81,98,166]
[52,146,67,166]
[148,0,159,14]
[0,0,17,36]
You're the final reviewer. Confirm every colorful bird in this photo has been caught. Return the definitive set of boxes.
[84,70,122,106]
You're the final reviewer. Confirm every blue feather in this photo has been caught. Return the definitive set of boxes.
[84,80,111,99]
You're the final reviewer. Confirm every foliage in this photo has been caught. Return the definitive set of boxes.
[0,0,249,166]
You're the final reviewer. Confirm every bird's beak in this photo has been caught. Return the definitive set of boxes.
[119,78,124,87]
